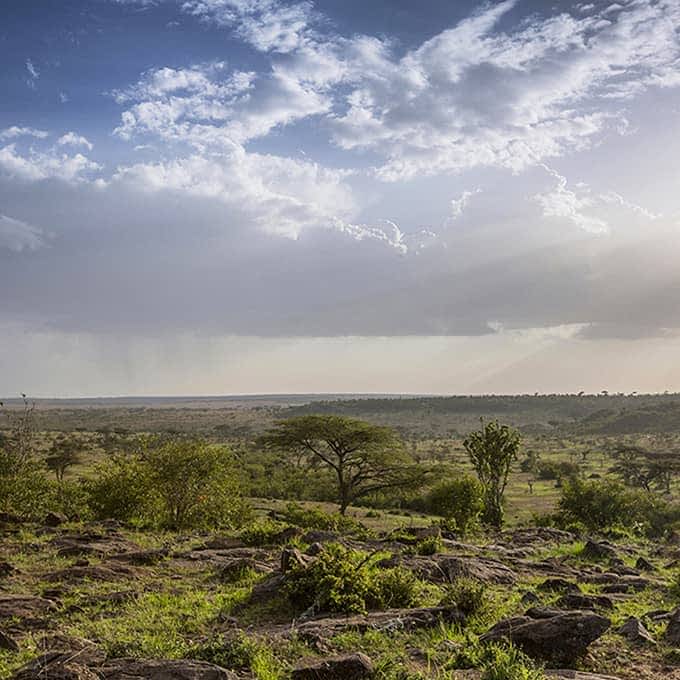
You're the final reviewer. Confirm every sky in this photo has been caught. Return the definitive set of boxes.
[1,0,680,397]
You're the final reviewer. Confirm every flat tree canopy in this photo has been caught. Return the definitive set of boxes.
[261,415,419,514]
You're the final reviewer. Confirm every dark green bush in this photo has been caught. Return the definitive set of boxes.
[439,577,489,617]
[555,477,680,537]
[425,476,484,535]
[280,503,369,536]
[86,439,252,530]
[284,543,421,614]
[239,519,291,546]
[416,535,443,555]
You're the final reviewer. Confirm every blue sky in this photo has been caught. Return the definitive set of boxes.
[1,0,680,396]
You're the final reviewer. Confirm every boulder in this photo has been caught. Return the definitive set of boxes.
[546,672,622,679]
[107,549,168,566]
[0,630,19,652]
[479,609,610,665]
[218,557,272,582]
[99,658,237,679]
[291,653,374,680]
[281,546,312,573]
[537,578,580,593]
[665,607,680,645]
[582,540,618,561]
[290,605,465,649]
[618,616,656,645]
[426,556,516,584]
[45,562,139,584]
[635,556,656,571]
[556,593,614,611]
[0,594,56,620]
[44,511,68,527]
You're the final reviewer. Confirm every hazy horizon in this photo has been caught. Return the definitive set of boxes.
[2,0,680,395]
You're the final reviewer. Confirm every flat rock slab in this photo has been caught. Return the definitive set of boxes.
[479,609,610,665]
[45,562,141,583]
[281,605,464,647]
[0,594,56,620]
[99,658,238,679]
[292,653,374,680]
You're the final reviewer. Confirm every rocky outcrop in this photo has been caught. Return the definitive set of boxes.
[291,653,374,680]
[618,616,656,645]
[479,609,610,665]
[99,658,238,679]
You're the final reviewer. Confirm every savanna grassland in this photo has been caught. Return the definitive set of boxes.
[2,394,680,680]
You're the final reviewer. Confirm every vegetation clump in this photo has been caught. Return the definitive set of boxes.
[284,543,422,614]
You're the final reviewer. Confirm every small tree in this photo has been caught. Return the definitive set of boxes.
[261,415,419,514]
[87,438,251,530]
[426,476,484,535]
[46,435,82,482]
[464,420,520,528]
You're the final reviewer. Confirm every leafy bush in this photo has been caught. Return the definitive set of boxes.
[555,477,680,536]
[425,476,484,535]
[85,453,156,524]
[284,543,421,614]
[416,535,442,555]
[439,577,489,617]
[448,641,544,679]
[280,503,369,536]
[86,438,252,530]
[240,519,291,547]
[188,632,259,670]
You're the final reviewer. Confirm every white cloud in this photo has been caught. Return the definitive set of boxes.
[534,166,609,234]
[57,132,94,151]
[109,147,406,250]
[0,145,101,183]
[0,126,49,141]
[0,214,45,252]
[25,59,39,80]
[181,0,317,53]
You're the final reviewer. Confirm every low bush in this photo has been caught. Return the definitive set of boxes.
[448,641,544,679]
[424,476,484,535]
[439,577,489,617]
[416,535,443,555]
[240,519,291,547]
[554,477,680,537]
[280,503,369,536]
[86,438,252,530]
[284,543,422,614]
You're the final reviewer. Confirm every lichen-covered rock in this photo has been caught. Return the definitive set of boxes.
[479,609,610,665]
[292,653,374,680]
[99,658,237,679]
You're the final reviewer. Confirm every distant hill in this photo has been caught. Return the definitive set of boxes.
[573,400,680,434]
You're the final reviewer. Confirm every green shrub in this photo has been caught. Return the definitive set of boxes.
[85,453,158,525]
[416,535,442,555]
[240,519,291,547]
[284,543,421,614]
[86,439,252,530]
[448,641,544,679]
[555,477,680,536]
[375,567,422,609]
[280,503,368,536]
[439,577,489,617]
[188,632,259,670]
[425,476,484,535]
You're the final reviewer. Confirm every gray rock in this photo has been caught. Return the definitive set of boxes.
[479,609,610,665]
[292,653,374,680]
[100,658,237,679]
[618,616,656,645]
[665,607,680,645]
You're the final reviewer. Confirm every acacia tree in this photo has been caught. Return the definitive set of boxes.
[464,420,521,528]
[46,435,82,482]
[261,415,419,514]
